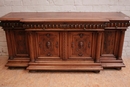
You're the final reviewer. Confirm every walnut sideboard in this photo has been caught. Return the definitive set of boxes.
[0,12,130,73]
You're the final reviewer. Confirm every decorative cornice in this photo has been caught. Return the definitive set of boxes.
[0,21,130,30]
[23,23,105,29]
[1,22,23,28]
[105,22,129,27]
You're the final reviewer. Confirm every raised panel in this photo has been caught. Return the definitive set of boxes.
[101,31,117,56]
[13,30,29,57]
[69,32,92,59]
[37,32,60,58]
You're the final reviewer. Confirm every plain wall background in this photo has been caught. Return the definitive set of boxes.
[0,0,130,58]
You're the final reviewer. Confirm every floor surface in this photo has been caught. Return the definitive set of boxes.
[0,56,130,87]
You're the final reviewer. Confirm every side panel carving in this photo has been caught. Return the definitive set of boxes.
[13,30,29,57]
[101,31,118,56]
[103,31,115,54]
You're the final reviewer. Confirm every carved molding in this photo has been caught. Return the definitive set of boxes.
[23,23,105,29]
[0,21,130,29]
[1,22,23,28]
[105,22,130,27]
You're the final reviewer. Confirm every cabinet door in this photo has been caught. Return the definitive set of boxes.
[36,32,61,59]
[68,32,92,59]
[13,30,29,57]
[101,30,119,57]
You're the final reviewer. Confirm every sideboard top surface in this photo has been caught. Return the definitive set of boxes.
[0,12,130,22]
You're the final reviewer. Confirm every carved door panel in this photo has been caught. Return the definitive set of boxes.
[101,30,119,57]
[13,30,29,57]
[36,32,61,59]
[68,32,92,59]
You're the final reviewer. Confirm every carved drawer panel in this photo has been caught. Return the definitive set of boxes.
[36,32,60,58]
[68,32,92,59]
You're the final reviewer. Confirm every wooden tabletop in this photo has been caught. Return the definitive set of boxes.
[0,12,130,22]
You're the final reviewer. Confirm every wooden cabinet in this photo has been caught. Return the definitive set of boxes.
[0,12,130,72]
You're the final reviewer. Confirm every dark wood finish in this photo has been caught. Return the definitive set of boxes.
[0,12,130,72]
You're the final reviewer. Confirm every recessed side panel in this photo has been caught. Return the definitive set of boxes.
[13,30,29,57]
[101,30,119,57]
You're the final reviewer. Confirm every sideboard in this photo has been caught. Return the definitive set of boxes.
[0,12,130,73]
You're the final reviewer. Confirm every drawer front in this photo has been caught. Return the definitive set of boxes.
[68,32,92,59]
[36,32,61,58]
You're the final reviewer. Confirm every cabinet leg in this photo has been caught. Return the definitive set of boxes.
[8,67,26,70]
[116,67,122,70]
[30,58,36,62]
[95,59,100,63]
[9,56,14,60]
[8,67,15,69]
[94,70,100,73]
[29,70,37,73]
